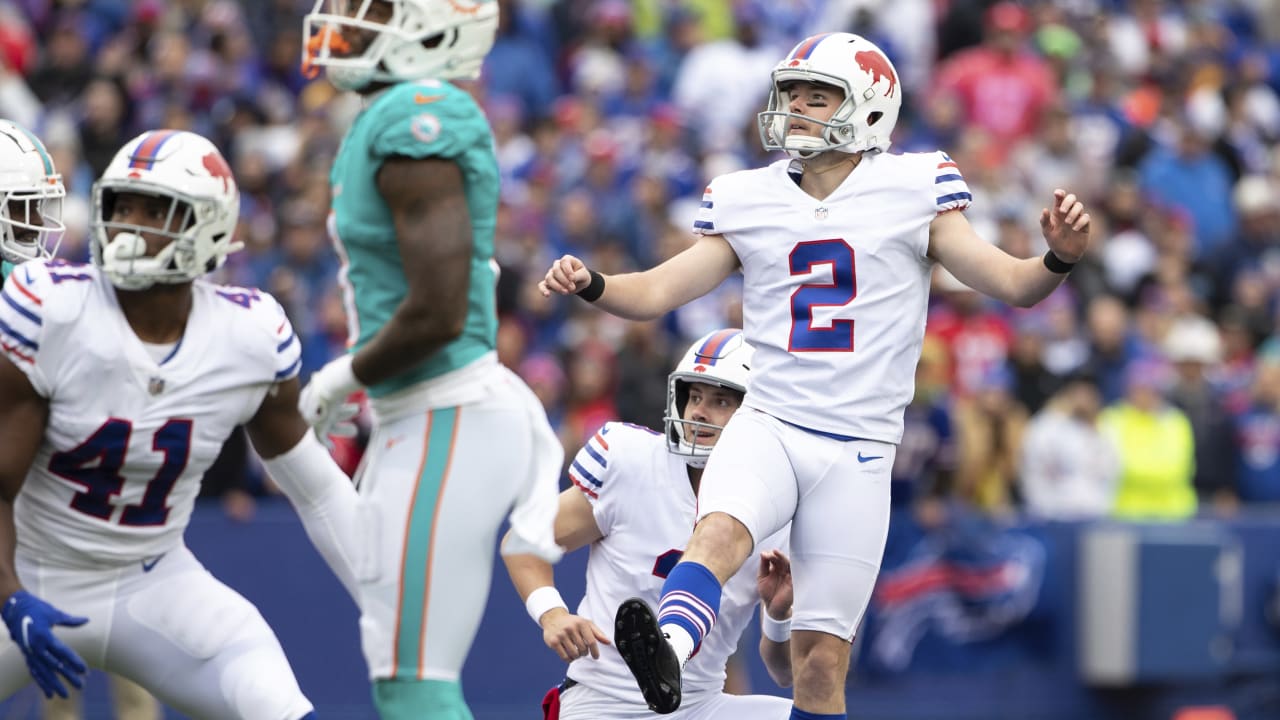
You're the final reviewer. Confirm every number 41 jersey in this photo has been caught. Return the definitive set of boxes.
[693,151,973,444]
[0,261,301,566]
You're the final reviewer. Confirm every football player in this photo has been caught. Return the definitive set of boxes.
[0,129,363,718]
[299,1,564,717]
[0,118,164,720]
[505,330,794,720]
[0,118,65,276]
[540,32,1092,719]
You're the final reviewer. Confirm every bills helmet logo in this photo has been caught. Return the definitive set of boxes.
[201,152,234,193]
[854,49,897,98]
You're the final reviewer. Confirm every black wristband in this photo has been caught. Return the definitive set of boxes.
[1043,250,1076,274]
[577,270,606,302]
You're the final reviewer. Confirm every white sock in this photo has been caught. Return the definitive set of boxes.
[660,623,695,668]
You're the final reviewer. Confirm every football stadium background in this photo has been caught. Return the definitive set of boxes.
[3,0,1280,717]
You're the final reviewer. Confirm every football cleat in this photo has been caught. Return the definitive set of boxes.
[615,597,682,714]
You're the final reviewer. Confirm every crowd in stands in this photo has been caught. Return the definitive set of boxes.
[3,0,1280,524]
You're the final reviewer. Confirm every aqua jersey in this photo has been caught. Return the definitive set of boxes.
[328,79,500,398]
[1,261,12,282]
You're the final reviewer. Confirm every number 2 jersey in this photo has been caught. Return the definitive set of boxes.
[565,422,788,705]
[693,151,972,443]
[0,261,301,566]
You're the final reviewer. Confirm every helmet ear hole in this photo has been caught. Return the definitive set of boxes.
[868,111,883,126]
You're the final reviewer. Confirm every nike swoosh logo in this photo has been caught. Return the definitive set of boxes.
[21,617,32,649]
[857,452,884,463]
[141,554,165,572]
[415,93,444,104]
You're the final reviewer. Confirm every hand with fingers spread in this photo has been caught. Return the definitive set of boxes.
[539,607,611,663]
[757,549,794,622]
[297,354,362,447]
[1,590,88,698]
[1040,188,1091,264]
[538,255,592,297]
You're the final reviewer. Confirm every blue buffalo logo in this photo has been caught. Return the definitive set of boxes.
[867,529,1045,671]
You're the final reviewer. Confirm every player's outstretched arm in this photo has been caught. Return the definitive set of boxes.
[0,354,88,698]
[929,189,1091,308]
[502,489,608,663]
[248,377,363,600]
[756,549,794,688]
[538,234,741,320]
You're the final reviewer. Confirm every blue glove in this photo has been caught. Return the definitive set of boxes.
[1,590,88,698]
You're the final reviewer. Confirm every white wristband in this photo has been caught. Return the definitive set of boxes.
[525,586,568,626]
[761,606,792,643]
[322,353,362,395]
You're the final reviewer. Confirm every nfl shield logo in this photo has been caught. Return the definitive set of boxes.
[148,377,165,395]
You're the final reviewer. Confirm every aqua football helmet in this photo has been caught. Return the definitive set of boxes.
[303,0,499,91]
[758,33,902,158]
[665,329,753,468]
[0,120,65,264]
[90,130,242,290]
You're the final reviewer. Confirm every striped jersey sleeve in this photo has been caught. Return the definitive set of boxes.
[568,422,614,504]
[218,285,302,383]
[0,263,47,377]
[692,183,717,236]
[933,151,972,213]
[267,297,302,382]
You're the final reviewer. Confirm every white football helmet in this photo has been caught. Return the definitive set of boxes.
[758,32,902,158]
[0,119,65,264]
[664,329,754,468]
[303,0,499,92]
[90,130,242,291]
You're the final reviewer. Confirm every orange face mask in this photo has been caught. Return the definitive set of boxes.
[301,25,352,79]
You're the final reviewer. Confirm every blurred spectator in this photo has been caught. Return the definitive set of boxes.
[928,268,1013,400]
[670,1,779,153]
[893,337,957,510]
[1079,294,1146,404]
[1164,314,1238,509]
[1234,356,1280,504]
[953,363,1026,514]
[1137,114,1238,258]
[0,54,39,128]
[932,1,1058,159]
[1007,314,1057,414]
[1019,372,1119,520]
[25,10,92,106]
[77,74,130,178]
[1012,103,1091,211]
[1105,0,1189,80]
[1208,175,1280,311]
[1100,358,1198,520]
[560,340,619,451]
[485,0,559,123]
[613,320,674,430]
[519,351,568,434]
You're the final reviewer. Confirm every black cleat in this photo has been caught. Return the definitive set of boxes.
[615,597,682,714]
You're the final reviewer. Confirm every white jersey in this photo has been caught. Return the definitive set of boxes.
[565,422,788,705]
[693,151,972,443]
[0,261,301,566]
